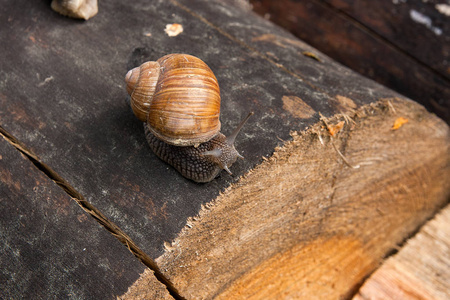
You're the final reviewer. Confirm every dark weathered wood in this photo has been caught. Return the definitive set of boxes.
[326,0,449,78]
[183,0,397,106]
[0,0,407,260]
[0,137,146,299]
[250,0,450,123]
[120,98,450,299]
[354,205,450,300]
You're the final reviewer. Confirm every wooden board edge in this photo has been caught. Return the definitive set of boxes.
[120,97,450,299]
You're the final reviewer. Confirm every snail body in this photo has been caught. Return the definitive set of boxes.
[125,54,251,182]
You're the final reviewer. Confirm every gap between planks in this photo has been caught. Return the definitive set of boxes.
[0,125,185,300]
[309,0,450,85]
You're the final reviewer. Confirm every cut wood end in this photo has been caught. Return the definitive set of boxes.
[120,97,450,299]
[216,236,377,299]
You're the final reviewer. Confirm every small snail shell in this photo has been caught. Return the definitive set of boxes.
[51,0,98,20]
[125,54,251,182]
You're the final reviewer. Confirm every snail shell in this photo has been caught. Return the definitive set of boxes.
[125,54,251,182]
[51,0,98,20]
[126,54,221,147]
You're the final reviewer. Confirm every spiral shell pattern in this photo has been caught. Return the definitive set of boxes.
[125,54,221,146]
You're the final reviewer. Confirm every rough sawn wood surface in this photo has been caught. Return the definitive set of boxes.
[120,98,450,299]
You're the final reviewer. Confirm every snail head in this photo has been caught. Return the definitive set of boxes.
[201,112,253,175]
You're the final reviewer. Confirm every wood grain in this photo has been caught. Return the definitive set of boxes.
[120,98,450,299]
[354,205,450,300]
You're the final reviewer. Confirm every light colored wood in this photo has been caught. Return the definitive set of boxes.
[353,205,450,300]
[120,98,450,299]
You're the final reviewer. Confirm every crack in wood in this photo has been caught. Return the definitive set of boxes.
[0,125,185,300]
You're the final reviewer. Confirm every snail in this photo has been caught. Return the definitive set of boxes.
[51,0,98,20]
[125,54,252,183]
[125,54,252,182]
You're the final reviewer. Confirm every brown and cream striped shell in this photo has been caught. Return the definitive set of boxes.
[125,54,221,146]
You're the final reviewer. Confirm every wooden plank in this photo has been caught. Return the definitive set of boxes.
[354,205,450,300]
[0,0,408,260]
[250,0,450,123]
[180,0,398,108]
[2,1,449,297]
[120,98,450,299]
[0,137,151,299]
[325,0,450,79]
